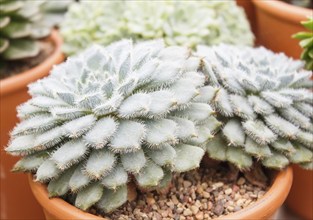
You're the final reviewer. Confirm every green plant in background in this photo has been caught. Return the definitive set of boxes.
[60,0,254,56]
[0,0,72,61]
[197,44,313,170]
[6,40,221,213]
[293,17,313,70]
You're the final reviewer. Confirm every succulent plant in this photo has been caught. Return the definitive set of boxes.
[40,0,74,28]
[0,0,72,61]
[293,17,313,70]
[197,44,313,170]
[60,0,254,56]
[6,40,220,213]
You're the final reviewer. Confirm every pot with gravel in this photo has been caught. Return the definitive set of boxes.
[28,163,292,220]
[6,40,221,219]
[0,0,70,219]
[197,43,313,219]
[6,39,305,219]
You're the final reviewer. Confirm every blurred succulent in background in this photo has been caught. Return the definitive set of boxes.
[293,17,313,70]
[0,0,72,61]
[6,40,220,213]
[60,0,254,56]
[197,44,313,170]
[41,0,74,28]
[0,0,50,60]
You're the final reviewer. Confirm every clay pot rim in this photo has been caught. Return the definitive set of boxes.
[252,0,312,24]
[28,166,292,220]
[0,30,64,96]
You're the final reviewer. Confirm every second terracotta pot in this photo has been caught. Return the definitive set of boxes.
[28,167,292,220]
[0,30,64,220]
[253,0,312,59]
[236,0,257,36]
[286,165,313,220]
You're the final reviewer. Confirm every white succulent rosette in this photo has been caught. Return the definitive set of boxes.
[197,44,313,170]
[6,40,220,212]
[60,0,254,55]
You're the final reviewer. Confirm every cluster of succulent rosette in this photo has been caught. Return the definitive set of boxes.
[6,39,312,213]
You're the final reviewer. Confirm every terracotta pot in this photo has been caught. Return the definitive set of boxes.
[252,0,312,59]
[28,167,292,220]
[0,30,64,220]
[236,0,257,36]
[286,165,313,220]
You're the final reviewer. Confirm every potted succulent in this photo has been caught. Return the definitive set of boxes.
[0,0,72,219]
[60,0,254,56]
[285,17,313,220]
[252,0,312,58]
[6,40,215,219]
[7,40,310,219]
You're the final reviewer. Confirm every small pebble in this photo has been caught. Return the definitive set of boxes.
[213,201,225,216]
[183,209,192,216]
[183,181,192,188]
[147,196,156,205]
[195,211,204,220]
[190,205,199,214]
[225,188,232,195]
[237,177,246,185]
[203,191,210,198]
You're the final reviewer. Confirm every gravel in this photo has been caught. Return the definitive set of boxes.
[98,165,269,220]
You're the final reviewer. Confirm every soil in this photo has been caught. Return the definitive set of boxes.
[0,38,54,80]
[93,163,269,220]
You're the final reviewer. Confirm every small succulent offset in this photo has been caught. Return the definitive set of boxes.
[293,17,313,70]
[6,40,220,213]
[0,0,72,61]
[60,0,254,56]
[197,44,313,170]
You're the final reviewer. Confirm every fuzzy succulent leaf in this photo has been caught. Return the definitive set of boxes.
[48,167,75,197]
[121,150,146,174]
[147,144,176,167]
[206,133,227,161]
[12,151,49,172]
[96,185,128,213]
[101,165,128,190]
[197,44,313,170]
[51,140,88,170]
[35,160,60,182]
[222,119,245,147]
[135,161,164,188]
[75,182,103,211]
[173,144,204,172]
[84,149,116,180]
[69,164,90,192]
